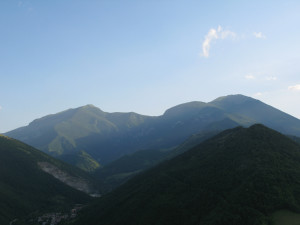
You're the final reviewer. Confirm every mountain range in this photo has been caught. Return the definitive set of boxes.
[73,124,300,225]
[2,93,300,224]
[6,95,300,172]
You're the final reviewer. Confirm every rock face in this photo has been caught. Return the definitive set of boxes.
[38,162,95,195]
[0,135,92,225]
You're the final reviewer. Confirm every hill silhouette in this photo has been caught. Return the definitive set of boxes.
[0,135,94,224]
[73,125,300,225]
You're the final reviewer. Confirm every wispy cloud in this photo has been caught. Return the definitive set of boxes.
[253,32,266,39]
[202,28,218,58]
[201,26,236,58]
[245,74,255,80]
[288,84,300,91]
[245,72,278,82]
[254,92,263,97]
[0,106,2,111]
[265,76,277,81]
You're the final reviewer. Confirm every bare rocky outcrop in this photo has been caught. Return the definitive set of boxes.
[38,161,95,195]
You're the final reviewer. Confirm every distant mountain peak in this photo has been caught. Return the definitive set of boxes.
[210,94,254,104]
[82,104,97,108]
[163,101,207,116]
[77,104,105,115]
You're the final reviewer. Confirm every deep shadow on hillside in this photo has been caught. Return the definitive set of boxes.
[73,124,300,225]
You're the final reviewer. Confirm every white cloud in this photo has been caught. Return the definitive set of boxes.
[245,73,278,81]
[201,26,236,58]
[245,74,255,80]
[253,32,266,39]
[254,92,263,97]
[0,106,2,111]
[265,76,277,81]
[202,28,218,58]
[288,84,300,91]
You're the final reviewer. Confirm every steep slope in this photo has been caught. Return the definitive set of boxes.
[94,149,170,193]
[6,95,300,167]
[289,136,300,145]
[0,135,95,224]
[94,124,229,194]
[210,94,300,136]
[6,105,155,165]
[58,150,101,172]
[74,125,300,225]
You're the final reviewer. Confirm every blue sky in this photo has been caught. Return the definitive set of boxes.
[1,0,300,132]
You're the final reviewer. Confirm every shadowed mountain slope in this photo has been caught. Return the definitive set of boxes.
[6,95,300,167]
[211,94,300,135]
[94,127,223,194]
[73,125,300,225]
[289,136,300,145]
[0,135,95,224]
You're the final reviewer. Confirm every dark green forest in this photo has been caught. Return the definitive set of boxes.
[73,125,300,225]
[0,135,93,224]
